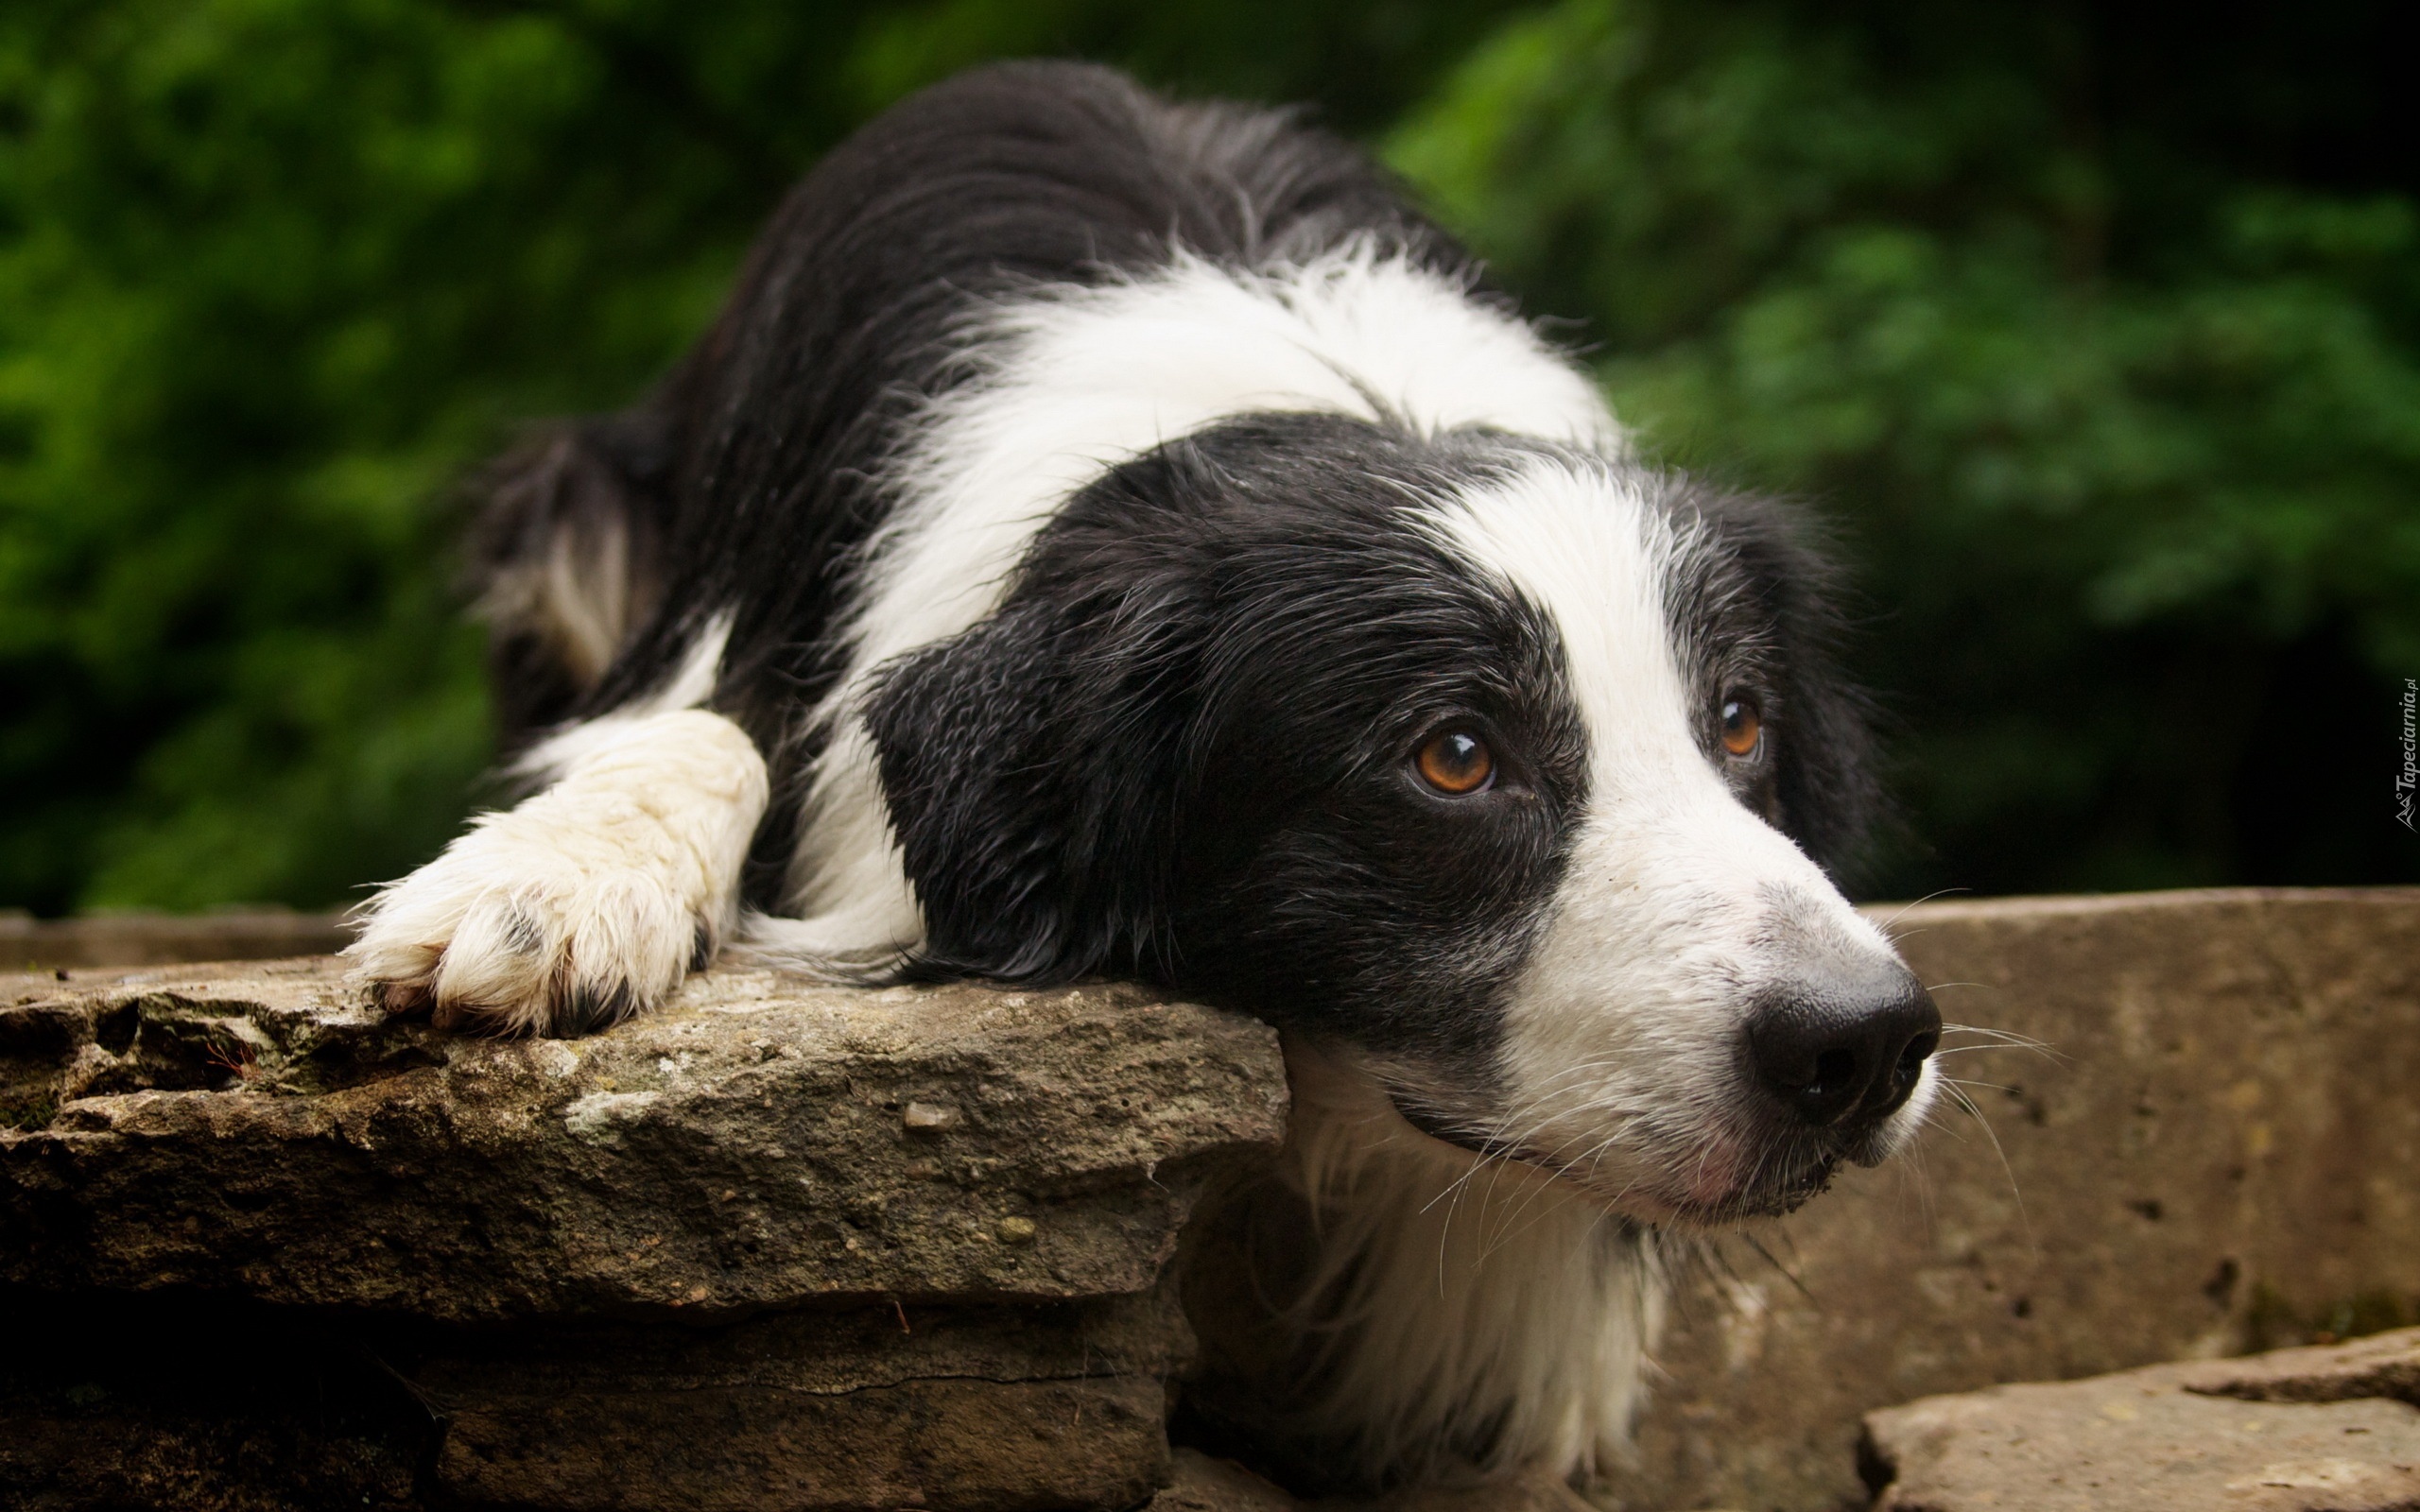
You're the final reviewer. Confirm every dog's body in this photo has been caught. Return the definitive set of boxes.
[352,61,1942,1488]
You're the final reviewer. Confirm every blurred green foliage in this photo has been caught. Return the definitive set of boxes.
[1,0,2411,915]
[1390,0,2420,892]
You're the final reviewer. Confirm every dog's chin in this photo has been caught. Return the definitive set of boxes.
[1601,1113,1924,1227]
[1385,1091,1870,1229]
[1652,1152,1841,1227]
[1558,1144,1850,1229]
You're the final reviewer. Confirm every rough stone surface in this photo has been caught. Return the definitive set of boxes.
[1148,1450,1599,1512]
[0,956,1285,1510]
[0,1278,1195,1512]
[0,1408,423,1512]
[0,956,1288,1317]
[0,1286,434,1511]
[426,1286,1191,1510]
[1862,1327,2420,1510]
[1151,1451,1304,1512]
[444,1373,1170,1512]
[2187,1324,2420,1408]
[1,909,348,971]
[1623,887,2420,1511]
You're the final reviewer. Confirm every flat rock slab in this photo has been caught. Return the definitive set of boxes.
[1864,1327,2420,1511]
[0,958,1287,1320]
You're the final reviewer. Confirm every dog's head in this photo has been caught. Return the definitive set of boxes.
[868,412,1937,1223]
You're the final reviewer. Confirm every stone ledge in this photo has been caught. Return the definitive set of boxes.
[0,958,1286,1511]
[1,958,1288,1318]
[1861,1327,2420,1510]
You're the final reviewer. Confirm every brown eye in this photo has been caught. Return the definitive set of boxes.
[1415,730,1495,796]
[1720,695,1763,758]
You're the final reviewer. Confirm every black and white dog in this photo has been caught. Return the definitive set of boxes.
[350,61,1941,1487]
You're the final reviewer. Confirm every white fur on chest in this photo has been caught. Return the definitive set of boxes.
[1278,1041,1667,1482]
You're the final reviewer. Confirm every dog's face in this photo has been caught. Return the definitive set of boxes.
[870,413,1938,1224]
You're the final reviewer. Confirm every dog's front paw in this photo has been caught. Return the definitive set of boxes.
[349,835,709,1037]
[347,711,767,1037]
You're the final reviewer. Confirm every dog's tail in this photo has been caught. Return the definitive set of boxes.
[468,411,679,749]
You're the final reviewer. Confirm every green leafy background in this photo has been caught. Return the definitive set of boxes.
[3,0,2412,916]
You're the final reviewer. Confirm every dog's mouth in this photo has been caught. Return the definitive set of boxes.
[1387,1091,1852,1226]
[1664,1148,1841,1224]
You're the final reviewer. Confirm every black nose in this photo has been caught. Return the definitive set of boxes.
[1749,965,1941,1130]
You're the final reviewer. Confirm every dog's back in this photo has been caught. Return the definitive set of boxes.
[475,61,1451,777]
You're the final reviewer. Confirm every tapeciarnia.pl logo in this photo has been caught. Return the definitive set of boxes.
[2400,677,2417,832]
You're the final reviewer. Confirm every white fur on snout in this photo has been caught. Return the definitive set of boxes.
[1435,460,1932,1216]
[347,708,769,1035]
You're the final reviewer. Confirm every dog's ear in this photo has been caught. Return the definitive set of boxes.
[1675,479,1886,883]
[1771,610,1883,885]
[861,576,1205,984]
[1718,495,1885,883]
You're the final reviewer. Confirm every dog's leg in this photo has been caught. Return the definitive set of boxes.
[346,709,768,1036]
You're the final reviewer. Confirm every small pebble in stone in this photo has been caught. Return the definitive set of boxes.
[903,1158,939,1180]
[996,1216,1037,1245]
[903,1100,959,1132]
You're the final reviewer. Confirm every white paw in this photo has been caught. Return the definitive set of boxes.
[347,710,769,1036]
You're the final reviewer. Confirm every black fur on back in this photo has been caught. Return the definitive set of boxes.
[471,61,1461,902]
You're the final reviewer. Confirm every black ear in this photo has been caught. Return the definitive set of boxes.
[1772,612,1884,885]
[861,577,1204,985]
[1745,513,1886,884]
[1687,484,1887,883]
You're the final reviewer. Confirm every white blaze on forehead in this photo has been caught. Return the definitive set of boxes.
[856,244,1616,682]
[1433,460,1697,767]
[1432,459,1900,1204]
[786,244,1616,926]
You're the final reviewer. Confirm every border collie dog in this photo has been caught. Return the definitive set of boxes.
[351,60,1941,1489]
